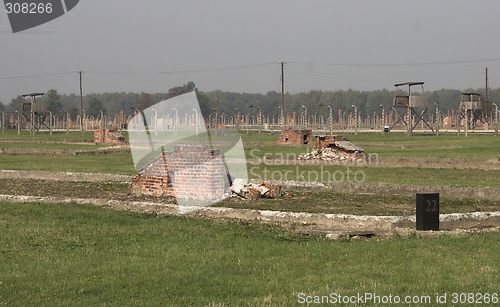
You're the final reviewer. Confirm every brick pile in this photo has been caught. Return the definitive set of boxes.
[298,135,365,162]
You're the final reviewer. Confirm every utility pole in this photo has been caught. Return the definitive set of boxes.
[486,67,489,126]
[79,70,84,134]
[279,61,286,131]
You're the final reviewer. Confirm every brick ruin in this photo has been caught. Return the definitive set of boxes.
[298,135,365,162]
[275,129,312,145]
[315,135,348,149]
[131,144,228,203]
[94,129,127,144]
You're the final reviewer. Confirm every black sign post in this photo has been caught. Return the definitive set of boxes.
[416,193,439,231]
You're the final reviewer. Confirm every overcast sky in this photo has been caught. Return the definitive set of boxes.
[2,0,500,105]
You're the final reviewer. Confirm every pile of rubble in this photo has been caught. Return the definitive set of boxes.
[298,138,365,162]
[229,178,282,199]
[299,147,356,162]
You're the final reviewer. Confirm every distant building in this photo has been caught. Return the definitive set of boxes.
[275,129,312,145]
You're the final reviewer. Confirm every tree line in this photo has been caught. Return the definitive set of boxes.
[1,82,499,121]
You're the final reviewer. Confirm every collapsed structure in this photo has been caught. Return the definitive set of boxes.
[131,144,283,202]
[127,91,281,205]
[298,135,365,162]
[230,178,282,199]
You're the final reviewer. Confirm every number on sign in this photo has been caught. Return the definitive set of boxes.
[425,199,438,212]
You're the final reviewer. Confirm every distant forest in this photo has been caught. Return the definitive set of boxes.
[1,81,499,121]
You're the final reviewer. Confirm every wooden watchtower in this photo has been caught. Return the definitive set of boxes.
[391,82,434,136]
[457,92,484,130]
[21,92,49,134]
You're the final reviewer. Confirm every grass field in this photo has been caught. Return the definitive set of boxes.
[2,130,500,187]
[349,133,500,159]
[242,132,500,159]
[0,152,136,175]
[5,129,500,159]
[1,202,499,306]
[247,164,500,187]
[0,129,94,142]
[1,130,500,305]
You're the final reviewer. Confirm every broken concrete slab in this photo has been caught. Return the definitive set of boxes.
[229,178,281,199]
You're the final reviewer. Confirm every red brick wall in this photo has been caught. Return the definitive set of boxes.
[131,144,227,201]
[131,151,173,197]
[315,135,348,149]
[275,129,312,145]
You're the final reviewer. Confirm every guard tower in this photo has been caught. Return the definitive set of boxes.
[21,92,49,134]
[391,82,434,136]
[457,92,484,130]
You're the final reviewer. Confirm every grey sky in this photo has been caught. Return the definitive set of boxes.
[1,0,500,105]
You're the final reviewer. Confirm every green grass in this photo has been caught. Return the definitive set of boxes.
[0,130,117,150]
[0,142,107,150]
[2,130,499,307]
[244,146,309,161]
[3,129,500,159]
[241,132,500,188]
[1,202,499,306]
[0,129,96,142]
[247,163,500,188]
[241,132,281,143]
[242,132,500,160]
[0,153,136,175]
[2,130,500,187]
[349,133,500,159]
